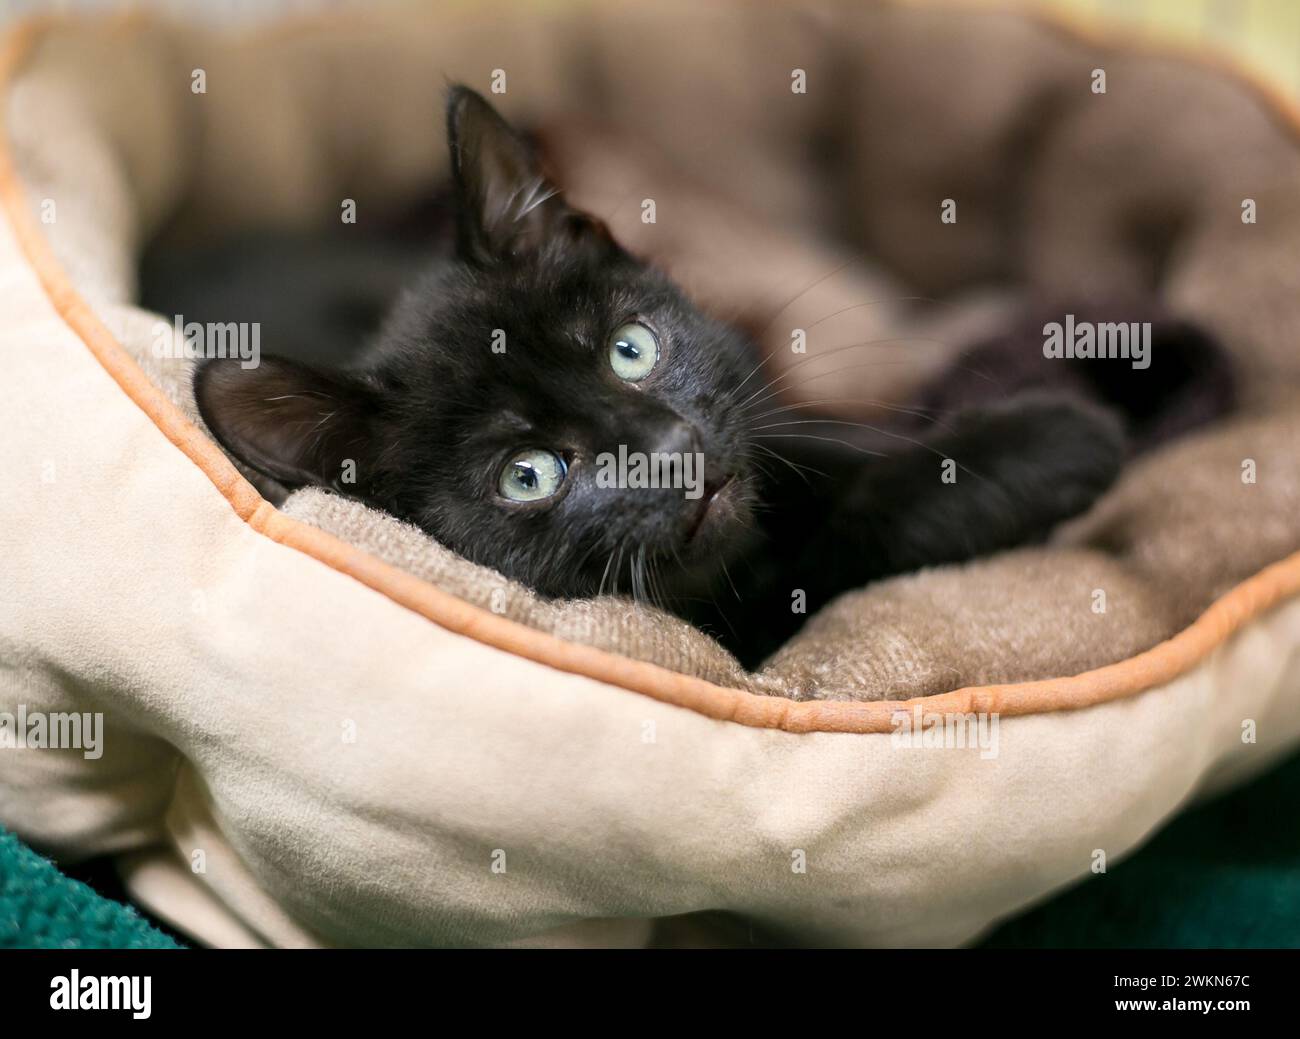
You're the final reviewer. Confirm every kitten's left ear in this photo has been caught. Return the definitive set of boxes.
[445,85,617,265]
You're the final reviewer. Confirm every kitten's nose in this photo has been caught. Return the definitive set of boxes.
[649,418,700,458]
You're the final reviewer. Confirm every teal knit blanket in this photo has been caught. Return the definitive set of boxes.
[0,829,181,949]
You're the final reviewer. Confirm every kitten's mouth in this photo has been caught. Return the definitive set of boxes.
[684,476,737,543]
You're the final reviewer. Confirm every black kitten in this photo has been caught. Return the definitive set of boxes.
[197,88,763,600]
[194,88,1204,665]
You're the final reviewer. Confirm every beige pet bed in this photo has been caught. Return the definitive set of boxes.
[1,1,1299,947]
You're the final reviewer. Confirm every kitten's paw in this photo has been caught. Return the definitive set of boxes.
[997,395,1126,522]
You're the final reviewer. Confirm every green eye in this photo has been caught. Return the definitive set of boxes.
[608,322,659,382]
[498,449,567,503]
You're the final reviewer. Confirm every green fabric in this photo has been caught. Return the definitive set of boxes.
[0,829,182,949]
[982,750,1300,948]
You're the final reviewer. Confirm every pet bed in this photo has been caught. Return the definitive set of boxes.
[1,0,1298,946]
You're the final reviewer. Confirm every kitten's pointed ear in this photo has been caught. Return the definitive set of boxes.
[445,85,614,264]
[194,357,381,491]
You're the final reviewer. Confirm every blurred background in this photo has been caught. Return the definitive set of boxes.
[2,0,1299,94]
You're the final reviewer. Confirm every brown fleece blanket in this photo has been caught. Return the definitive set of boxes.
[17,0,1300,701]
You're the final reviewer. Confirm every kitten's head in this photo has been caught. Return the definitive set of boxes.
[196,86,760,600]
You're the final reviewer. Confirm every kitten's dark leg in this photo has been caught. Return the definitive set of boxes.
[714,395,1124,665]
[809,395,1124,582]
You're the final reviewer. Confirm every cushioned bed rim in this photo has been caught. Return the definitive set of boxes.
[3,9,1298,735]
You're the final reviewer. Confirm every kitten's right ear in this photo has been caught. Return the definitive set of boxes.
[445,84,615,265]
[194,357,382,492]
